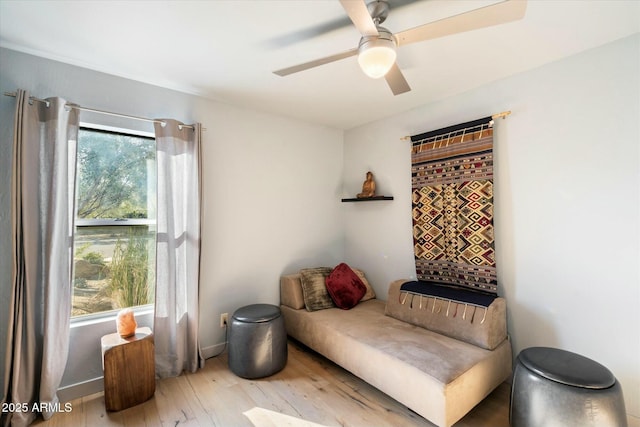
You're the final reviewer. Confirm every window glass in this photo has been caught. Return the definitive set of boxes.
[72,127,156,318]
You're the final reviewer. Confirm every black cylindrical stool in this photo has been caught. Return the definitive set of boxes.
[228,303,287,379]
[510,347,627,427]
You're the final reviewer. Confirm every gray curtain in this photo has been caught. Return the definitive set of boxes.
[153,120,203,378]
[2,90,78,426]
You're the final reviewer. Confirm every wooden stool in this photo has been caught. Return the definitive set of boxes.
[101,327,155,411]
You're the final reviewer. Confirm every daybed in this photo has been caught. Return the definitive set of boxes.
[280,267,512,427]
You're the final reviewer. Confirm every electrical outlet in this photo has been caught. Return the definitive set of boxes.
[220,313,228,328]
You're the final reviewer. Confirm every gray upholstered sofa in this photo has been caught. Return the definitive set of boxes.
[280,272,512,427]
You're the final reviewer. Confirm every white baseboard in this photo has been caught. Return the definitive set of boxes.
[58,377,104,402]
[202,341,227,359]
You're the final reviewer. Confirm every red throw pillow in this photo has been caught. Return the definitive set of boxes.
[325,263,367,309]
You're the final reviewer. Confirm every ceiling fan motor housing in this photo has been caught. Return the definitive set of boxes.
[358,27,396,54]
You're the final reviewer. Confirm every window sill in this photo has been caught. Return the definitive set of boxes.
[70,304,154,328]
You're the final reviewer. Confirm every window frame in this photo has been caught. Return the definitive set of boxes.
[70,122,157,324]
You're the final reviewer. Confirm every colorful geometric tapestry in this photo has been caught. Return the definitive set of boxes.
[410,117,497,295]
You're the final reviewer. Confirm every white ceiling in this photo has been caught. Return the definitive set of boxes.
[1,0,638,129]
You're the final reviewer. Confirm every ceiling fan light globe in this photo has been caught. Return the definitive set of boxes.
[357,28,397,79]
[358,45,396,79]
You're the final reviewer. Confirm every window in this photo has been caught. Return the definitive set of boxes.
[71,126,156,318]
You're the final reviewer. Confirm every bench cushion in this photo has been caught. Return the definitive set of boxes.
[385,279,507,350]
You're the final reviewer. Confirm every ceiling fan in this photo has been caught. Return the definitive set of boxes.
[273,0,527,95]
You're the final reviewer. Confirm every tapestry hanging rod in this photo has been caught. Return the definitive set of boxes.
[400,110,511,141]
[4,91,196,130]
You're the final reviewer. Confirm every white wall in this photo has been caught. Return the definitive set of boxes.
[0,48,344,398]
[343,34,640,420]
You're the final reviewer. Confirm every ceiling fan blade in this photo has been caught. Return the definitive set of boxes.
[339,0,379,37]
[394,0,527,47]
[385,63,411,95]
[265,17,354,48]
[273,48,358,76]
[266,0,423,48]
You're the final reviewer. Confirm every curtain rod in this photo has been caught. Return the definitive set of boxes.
[400,110,511,141]
[4,91,196,130]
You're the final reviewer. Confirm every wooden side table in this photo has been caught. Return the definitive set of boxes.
[101,326,155,411]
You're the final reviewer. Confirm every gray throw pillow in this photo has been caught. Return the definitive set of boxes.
[299,267,334,311]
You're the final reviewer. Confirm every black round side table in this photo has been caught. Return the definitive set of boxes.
[510,346,627,427]
[228,303,287,379]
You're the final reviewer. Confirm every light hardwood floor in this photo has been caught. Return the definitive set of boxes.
[33,340,511,427]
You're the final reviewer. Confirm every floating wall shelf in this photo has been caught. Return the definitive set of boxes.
[341,196,394,202]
